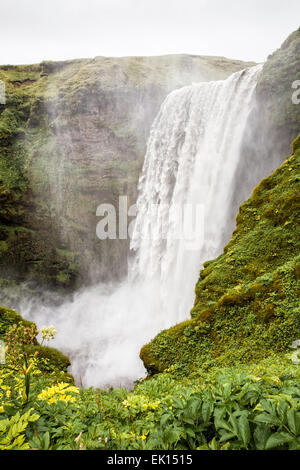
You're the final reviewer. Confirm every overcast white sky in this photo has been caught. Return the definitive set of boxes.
[1,0,299,65]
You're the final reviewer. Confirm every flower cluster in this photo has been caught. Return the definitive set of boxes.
[122,394,161,412]
[37,382,79,405]
[40,326,57,343]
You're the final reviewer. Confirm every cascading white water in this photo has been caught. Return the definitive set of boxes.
[22,64,262,389]
[130,64,263,323]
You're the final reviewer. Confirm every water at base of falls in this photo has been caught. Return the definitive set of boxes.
[22,64,263,389]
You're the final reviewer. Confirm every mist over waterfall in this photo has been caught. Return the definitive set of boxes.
[22,64,263,389]
[130,64,263,323]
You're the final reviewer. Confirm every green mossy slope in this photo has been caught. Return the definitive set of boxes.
[141,136,300,376]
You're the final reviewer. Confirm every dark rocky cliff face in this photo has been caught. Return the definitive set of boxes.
[229,28,300,227]
[256,28,300,156]
[0,54,255,293]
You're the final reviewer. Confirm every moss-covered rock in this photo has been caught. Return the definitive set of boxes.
[0,305,33,337]
[25,344,70,373]
[141,135,300,376]
[0,305,71,375]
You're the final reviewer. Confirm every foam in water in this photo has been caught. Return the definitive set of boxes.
[22,64,262,388]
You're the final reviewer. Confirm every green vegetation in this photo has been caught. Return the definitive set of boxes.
[0,136,299,450]
[0,335,299,450]
[0,307,71,376]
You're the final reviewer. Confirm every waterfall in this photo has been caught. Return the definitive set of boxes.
[21,64,263,388]
[130,64,263,323]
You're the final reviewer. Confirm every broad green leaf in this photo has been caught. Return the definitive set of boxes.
[253,424,271,450]
[265,432,294,450]
[287,409,300,436]
[202,401,213,425]
[238,415,251,446]
[254,412,281,426]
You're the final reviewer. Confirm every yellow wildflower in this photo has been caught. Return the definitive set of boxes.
[37,382,79,405]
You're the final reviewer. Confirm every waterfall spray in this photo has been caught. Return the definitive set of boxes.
[22,65,263,388]
[130,65,263,324]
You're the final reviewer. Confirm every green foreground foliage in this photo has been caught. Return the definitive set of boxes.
[0,338,300,450]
